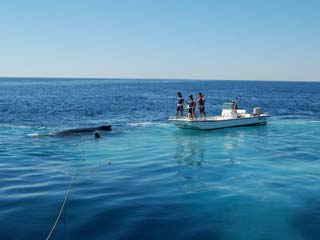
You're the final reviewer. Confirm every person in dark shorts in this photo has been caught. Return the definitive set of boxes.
[197,92,206,119]
[187,95,196,119]
[176,92,184,118]
[232,99,238,113]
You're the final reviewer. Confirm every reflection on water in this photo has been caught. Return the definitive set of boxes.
[172,132,206,186]
[173,135,205,166]
[221,132,242,165]
[170,129,251,194]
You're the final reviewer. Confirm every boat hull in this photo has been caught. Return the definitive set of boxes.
[169,116,267,130]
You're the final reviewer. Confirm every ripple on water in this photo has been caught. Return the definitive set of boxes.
[1,80,320,239]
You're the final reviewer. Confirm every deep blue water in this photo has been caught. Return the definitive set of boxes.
[1,78,320,240]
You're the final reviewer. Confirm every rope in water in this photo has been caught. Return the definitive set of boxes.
[46,140,85,240]
[45,173,77,240]
[45,136,109,240]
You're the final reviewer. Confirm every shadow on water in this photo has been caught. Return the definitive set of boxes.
[293,198,320,240]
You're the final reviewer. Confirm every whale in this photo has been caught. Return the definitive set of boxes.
[57,125,111,135]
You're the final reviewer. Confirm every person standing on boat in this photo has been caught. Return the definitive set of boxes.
[187,95,196,119]
[232,99,238,114]
[197,92,206,119]
[176,92,184,118]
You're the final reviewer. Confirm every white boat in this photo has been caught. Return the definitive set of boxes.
[169,102,268,130]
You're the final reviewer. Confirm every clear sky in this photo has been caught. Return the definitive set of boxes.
[0,0,319,81]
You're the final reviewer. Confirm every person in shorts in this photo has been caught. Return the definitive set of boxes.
[176,92,184,118]
[232,99,238,113]
[187,95,196,119]
[197,92,206,119]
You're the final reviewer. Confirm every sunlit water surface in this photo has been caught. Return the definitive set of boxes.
[1,78,320,240]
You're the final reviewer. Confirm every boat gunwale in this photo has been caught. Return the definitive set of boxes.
[169,115,269,123]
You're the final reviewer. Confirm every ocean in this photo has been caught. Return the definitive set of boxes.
[1,78,320,240]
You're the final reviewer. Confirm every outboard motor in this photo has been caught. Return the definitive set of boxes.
[253,107,263,116]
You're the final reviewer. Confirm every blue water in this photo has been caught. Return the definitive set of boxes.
[1,78,320,240]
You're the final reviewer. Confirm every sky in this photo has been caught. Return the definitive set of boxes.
[0,0,319,81]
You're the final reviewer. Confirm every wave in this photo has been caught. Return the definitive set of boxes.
[0,123,53,131]
[27,131,58,137]
[128,121,170,127]
[27,133,41,137]
[270,115,309,120]
[270,115,320,122]
[0,124,33,129]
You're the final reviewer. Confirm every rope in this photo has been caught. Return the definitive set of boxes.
[45,136,109,240]
[46,138,84,240]
[45,173,77,240]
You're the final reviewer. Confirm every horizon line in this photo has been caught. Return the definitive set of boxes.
[0,76,319,83]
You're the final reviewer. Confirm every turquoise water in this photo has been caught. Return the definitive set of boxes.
[1,78,320,239]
